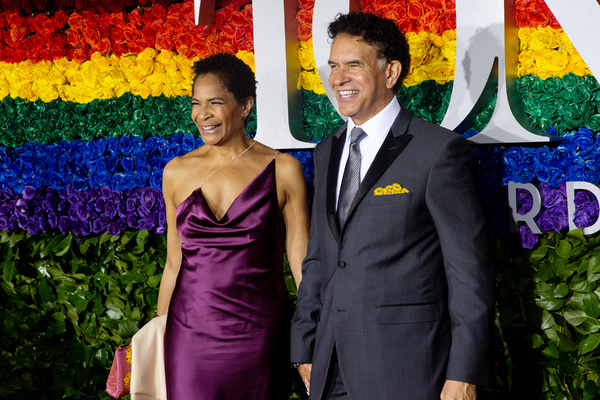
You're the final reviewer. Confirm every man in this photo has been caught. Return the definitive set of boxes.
[291,12,495,400]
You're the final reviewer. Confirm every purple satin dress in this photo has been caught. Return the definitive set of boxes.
[165,159,289,400]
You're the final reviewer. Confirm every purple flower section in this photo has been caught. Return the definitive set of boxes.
[511,182,600,246]
[573,190,599,229]
[519,225,539,249]
[0,185,165,236]
[535,183,569,233]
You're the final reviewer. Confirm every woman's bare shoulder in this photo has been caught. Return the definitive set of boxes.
[274,152,303,175]
[163,147,208,183]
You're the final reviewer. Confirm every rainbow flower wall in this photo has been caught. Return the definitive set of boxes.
[3,0,600,398]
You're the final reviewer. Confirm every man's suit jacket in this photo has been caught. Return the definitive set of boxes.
[291,107,495,400]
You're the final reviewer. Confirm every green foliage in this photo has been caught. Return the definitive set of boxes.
[0,230,305,399]
[495,229,600,400]
[0,230,164,399]
[17,224,600,399]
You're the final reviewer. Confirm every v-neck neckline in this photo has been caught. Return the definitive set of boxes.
[177,159,275,223]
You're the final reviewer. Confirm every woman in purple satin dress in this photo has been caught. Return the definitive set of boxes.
[156,53,309,400]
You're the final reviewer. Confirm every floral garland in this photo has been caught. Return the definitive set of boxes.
[0,48,254,103]
[0,1,586,106]
[0,75,557,149]
[0,0,252,64]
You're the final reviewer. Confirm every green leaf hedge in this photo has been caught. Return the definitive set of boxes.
[494,229,600,400]
[4,227,600,399]
[0,230,304,399]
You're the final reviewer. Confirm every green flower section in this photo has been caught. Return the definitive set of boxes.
[0,229,301,400]
[5,73,598,149]
[398,80,453,126]
[303,81,494,140]
[0,94,198,148]
[518,73,600,135]
[302,90,344,141]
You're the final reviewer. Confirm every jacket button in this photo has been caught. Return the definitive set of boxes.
[338,261,346,268]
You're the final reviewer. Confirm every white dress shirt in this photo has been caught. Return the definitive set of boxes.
[335,97,402,210]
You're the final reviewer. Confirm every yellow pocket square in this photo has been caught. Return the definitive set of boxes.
[373,183,409,196]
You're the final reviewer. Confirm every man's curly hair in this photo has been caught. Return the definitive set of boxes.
[328,12,411,93]
[192,53,256,105]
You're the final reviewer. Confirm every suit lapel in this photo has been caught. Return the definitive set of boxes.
[343,108,414,230]
[326,124,347,242]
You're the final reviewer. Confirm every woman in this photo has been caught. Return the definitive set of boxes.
[156,53,309,399]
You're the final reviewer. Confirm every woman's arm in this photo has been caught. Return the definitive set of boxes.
[156,160,184,315]
[277,154,310,288]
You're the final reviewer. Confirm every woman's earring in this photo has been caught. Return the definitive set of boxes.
[243,114,249,120]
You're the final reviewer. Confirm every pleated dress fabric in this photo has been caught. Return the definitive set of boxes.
[164,159,288,400]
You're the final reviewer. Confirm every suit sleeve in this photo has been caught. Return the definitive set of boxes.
[290,145,323,364]
[425,134,495,387]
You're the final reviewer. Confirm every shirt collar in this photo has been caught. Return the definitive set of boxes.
[346,97,401,142]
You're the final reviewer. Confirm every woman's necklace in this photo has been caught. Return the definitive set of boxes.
[200,140,257,188]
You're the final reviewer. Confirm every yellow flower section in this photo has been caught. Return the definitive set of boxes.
[404,30,457,86]
[297,39,326,95]
[0,27,591,103]
[0,50,256,104]
[297,27,594,95]
[518,27,591,79]
[0,48,194,103]
[296,31,456,92]
[236,50,255,73]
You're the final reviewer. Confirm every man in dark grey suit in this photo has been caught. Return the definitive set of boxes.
[291,12,495,400]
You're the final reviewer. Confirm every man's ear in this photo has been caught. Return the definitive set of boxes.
[386,60,402,90]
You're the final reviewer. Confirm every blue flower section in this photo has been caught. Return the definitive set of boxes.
[0,133,204,193]
[0,135,317,196]
[503,128,600,187]
[1,185,166,237]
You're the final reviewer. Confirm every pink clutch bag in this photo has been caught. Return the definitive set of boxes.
[106,342,132,398]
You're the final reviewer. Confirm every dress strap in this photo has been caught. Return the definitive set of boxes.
[273,151,279,159]
[199,140,257,188]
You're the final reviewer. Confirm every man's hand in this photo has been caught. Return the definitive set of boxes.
[297,363,312,395]
[440,380,477,400]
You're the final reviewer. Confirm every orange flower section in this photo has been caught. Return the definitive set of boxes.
[0,0,253,64]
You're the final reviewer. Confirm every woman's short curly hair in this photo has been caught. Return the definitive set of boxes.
[328,12,411,93]
[192,53,256,105]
